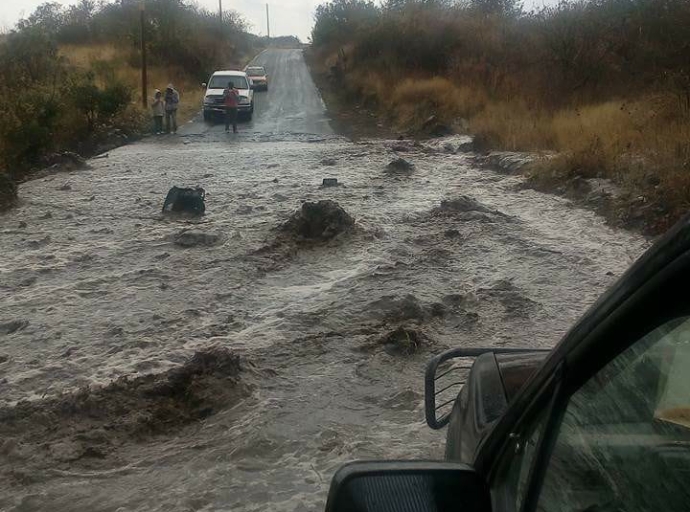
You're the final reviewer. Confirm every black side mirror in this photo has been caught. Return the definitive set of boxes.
[325,461,490,512]
[425,347,549,429]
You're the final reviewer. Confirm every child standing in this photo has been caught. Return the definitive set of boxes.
[152,90,165,134]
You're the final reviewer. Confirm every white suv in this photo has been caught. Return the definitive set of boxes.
[202,70,254,122]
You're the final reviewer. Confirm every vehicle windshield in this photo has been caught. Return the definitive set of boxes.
[246,68,265,77]
[209,76,248,89]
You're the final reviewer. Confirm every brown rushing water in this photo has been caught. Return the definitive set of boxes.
[0,49,646,512]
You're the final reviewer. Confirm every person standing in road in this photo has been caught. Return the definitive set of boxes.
[164,84,180,134]
[151,89,165,134]
[223,81,239,134]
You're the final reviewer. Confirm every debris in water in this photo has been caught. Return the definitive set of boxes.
[380,327,430,355]
[280,200,354,241]
[321,158,337,166]
[321,178,339,187]
[161,186,206,215]
[385,158,414,175]
[0,320,28,335]
[173,229,222,248]
[58,183,72,191]
[42,151,89,172]
[367,294,435,323]
[236,205,253,215]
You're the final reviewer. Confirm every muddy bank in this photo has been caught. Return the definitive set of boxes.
[472,151,666,237]
[0,348,247,475]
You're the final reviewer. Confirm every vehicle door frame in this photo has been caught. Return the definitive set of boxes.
[473,217,690,512]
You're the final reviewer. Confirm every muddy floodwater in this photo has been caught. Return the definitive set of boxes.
[0,50,647,512]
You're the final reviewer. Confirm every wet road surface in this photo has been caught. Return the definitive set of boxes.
[0,49,647,511]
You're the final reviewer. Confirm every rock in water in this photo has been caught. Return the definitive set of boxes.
[174,230,221,247]
[321,178,339,187]
[380,327,429,355]
[385,158,414,175]
[162,186,206,215]
[282,200,354,241]
[0,319,28,335]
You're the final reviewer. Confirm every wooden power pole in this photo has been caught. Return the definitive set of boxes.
[140,3,147,108]
[266,3,270,39]
[219,0,223,36]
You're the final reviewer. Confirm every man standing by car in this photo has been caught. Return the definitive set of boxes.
[223,81,239,134]
[164,84,180,134]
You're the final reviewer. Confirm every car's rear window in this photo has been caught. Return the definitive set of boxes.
[209,76,249,89]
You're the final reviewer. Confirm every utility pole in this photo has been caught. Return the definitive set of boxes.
[140,2,147,108]
[266,3,270,40]
[219,0,223,37]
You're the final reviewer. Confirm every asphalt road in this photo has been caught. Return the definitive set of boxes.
[183,48,333,137]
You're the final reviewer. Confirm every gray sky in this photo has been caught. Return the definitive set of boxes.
[0,0,559,42]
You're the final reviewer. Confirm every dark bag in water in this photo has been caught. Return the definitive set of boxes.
[162,186,206,215]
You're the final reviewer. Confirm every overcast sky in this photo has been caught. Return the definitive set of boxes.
[0,0,559,42]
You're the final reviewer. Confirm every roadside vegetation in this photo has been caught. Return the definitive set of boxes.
[0,0,263,207]
[309,0,690,234]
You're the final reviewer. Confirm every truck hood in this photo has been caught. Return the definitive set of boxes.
[205,88,251,99]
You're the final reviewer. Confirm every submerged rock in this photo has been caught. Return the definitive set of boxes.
[380,327,430,356]
[0,320,28,335]
[321,178,339,187]
[433,196,511,221]
[281,200,354,241]
[385,158,415,175]
[174,229,222,248]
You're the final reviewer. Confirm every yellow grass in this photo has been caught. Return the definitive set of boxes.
[59,44,204,123]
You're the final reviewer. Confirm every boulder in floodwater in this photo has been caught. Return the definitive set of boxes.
[281,200,354,241]
[385,158,414,175]
[162,186,206,215]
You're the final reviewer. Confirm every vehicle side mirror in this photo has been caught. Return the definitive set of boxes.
[201,82,207,88]
[425,347,549,429]
[325,461,490,512]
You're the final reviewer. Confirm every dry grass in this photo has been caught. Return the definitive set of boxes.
[59,44,204,123]
[345,73,489,132]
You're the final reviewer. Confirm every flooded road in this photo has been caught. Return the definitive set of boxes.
[0,49,647,511]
